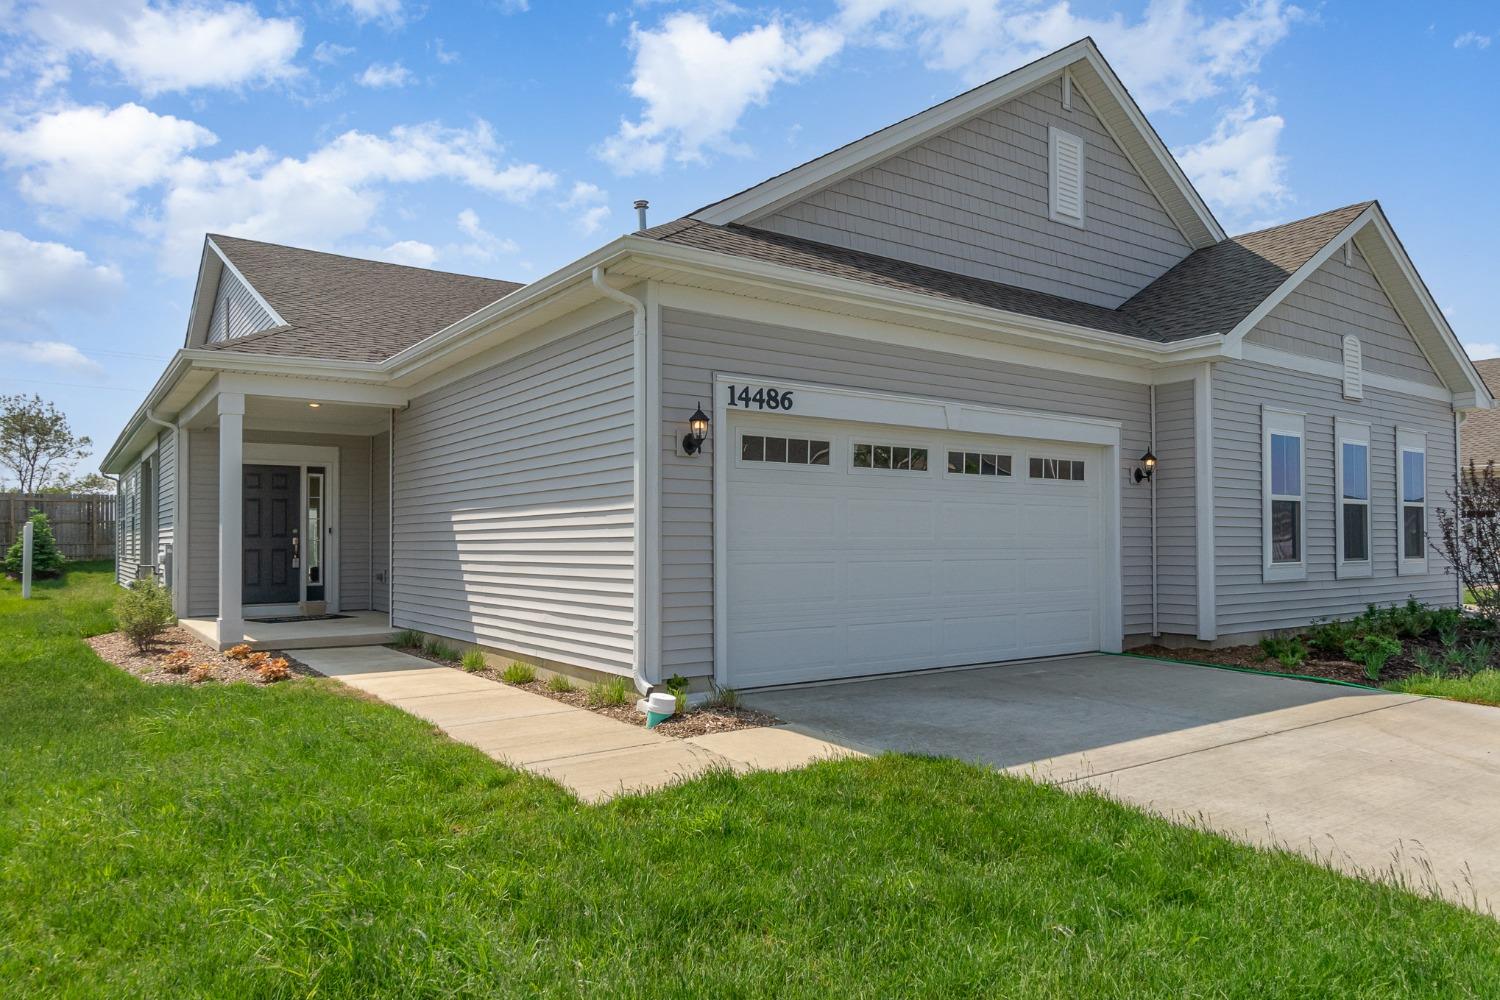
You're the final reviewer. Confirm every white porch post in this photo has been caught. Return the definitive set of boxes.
[216,393,245,648]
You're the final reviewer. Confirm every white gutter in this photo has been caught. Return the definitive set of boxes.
[591,265,654,696]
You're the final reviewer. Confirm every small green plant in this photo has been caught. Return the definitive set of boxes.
[1259,634,1308,669]
[394,629,423,649]
[4,509,66,578]
[1434,608,1462,648]
[114,576,176,651]
[1459,639,1495,675]
[1412,648,1445,677]
[546,673,575,693]
[422,638,460,662]
[501,661,536,684]
[704,684,741,710]
[460,649,487,672]
[587,676,631,707]
[1344,634,1402,682]
[1306,618,1357,659]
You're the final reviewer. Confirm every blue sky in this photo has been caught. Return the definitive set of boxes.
[1,0,1497,473]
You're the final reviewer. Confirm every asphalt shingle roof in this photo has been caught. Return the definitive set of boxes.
[202,235,523,363]
[1462,359,1500,467]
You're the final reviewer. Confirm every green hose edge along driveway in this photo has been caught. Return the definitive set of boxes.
[746,653,1500,913]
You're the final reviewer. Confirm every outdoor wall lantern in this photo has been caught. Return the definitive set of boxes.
[1133,449,1157,484]
[683,404,710,455]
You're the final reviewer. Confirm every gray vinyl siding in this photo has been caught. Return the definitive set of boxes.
[1247,245,1443,386]
[206,266,278,343]
[660,307,1152,679]
[371,430,390,614]
[116,461,141,587]
[391,315,636,674]
[185,429,378,616]
[155,429,175,577]
[1212,359,1457,633]
[1153,379,1197,635]
[753,76,1192,309]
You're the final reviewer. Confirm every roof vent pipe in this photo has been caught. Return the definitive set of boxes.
[634,199,649,231]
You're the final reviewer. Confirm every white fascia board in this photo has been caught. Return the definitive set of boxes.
[181,348,388,382]
[101,352,194,474]
[692,40,1096,227]
[182,242,222,349]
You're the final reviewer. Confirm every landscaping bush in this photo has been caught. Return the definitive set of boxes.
[114,577,175,651]
[587,676,631,707]
[186,663,215,684]
[161,649,192,675]
[705,684,741,710]
[1344,634,1402,682]
[225,643,253,660]
[1258,635,1307,669]
[501,661,536,684]
[257,657,291,683]
[546,673,575,693]
[460,650,487,672]
[394,629,423,649]
[2,509,66,579]
[1438,461,1500,623]
[422,638,459,662]
[1305,618,1358,659]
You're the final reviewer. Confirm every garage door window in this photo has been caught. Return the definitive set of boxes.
[741,434,830,466]
[948,451,1013,477]
[1029,457,1085,481]
[853,443,928,472]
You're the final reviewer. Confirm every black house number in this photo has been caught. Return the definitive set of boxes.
[726,384,795,411]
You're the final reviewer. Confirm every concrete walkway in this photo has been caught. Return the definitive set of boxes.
[297,646,855,802]
[747,654,1500,913]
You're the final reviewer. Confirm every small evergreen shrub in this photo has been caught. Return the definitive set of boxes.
[3,509,66,579]
[1344,634,1402,682]
[501,661,536,684]
[1306,618,1358,659]
[1258,635,1308,669]
[115,577,175,651]
[460,650,487,672]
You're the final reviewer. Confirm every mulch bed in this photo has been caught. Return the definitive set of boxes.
[1135,631,1488,686]
[390,644,779,737]
[88,627,311,687]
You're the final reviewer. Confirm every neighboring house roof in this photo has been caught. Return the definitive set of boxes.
[1462,359,1500,467]
[202,235,523,363]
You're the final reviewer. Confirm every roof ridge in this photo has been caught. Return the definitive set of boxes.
[1228,201,1374,243]
[207,233,522,286]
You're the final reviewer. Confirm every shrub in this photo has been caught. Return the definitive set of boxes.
[546,673,575,693]
[1435,608,1462,648]
[1259,634,1308,669]
[587,676,631,707]
[460,650,487,672]
[1438,462,1500,623]
[1392,598,1438,640]
[114,577,175,651]
[1306,618,1358,659]
[161,649,193,674]
[394,629,424,649]
[3,509,66,579]
[187,663,215,684]
[422,638,459,662]
[501,661,536,684]
[1460,639,1495,675]
[257,657,292,683]
[1413,648,1445,676]
[245,651,270,670]
[225,644,253,661]
[1344,634,1402,682]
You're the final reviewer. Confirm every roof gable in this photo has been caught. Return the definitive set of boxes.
[691,38,1224,249]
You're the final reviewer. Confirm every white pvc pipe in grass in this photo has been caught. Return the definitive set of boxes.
[21,521,32,599]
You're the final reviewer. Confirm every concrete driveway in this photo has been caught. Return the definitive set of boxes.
[746,653,1500,913]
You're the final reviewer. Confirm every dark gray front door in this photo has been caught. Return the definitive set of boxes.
[243,465,300,605]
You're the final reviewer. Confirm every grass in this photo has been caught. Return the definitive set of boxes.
[421,637,460,662]
[586,675,631,707]
[4,566,1500,997]
[460,649,487,672]
[1386,669,1500,707]
[545,673,574,693]
[500,661,536,684]
[392,628,423,649]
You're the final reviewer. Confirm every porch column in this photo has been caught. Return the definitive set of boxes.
[216,393,245,648]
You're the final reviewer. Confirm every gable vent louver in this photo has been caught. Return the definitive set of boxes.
[1342,335,1363,400]
[1049,127,1086,227]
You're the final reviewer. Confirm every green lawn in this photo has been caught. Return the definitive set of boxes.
[1387,669,1500,706]
[4,566,1500,998]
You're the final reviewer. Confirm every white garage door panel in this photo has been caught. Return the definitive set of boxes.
[726,418,1107,688]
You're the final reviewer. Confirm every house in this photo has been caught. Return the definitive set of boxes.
[1460,358,1500,470]
[102,38,1491,695]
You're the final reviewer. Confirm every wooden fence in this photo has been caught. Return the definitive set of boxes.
[0,493,116,561]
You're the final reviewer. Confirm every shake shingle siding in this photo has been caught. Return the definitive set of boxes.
[391,316,636,674]
[1212,360,1457,633]
[659,306,1153,678]
[753,77,1193,309]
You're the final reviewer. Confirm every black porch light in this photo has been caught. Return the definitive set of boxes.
[683,403,710,455]
[1133,448,1157,484]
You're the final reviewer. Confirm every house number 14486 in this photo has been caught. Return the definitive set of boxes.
[726,385,795,411]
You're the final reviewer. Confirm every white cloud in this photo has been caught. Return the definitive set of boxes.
[0,339,104,372]
[1464,341,1500,361]
[24,1,303,96]
[598,12,844,173]
[341,0,404,26]
[357,61,415,88]
[0,103,218,218]
[313,41,355,65]
[0,231,123,333]
[1175,87,1288,219]
[1455,31,1492,50]
[455,208,520,259]
[561,181,611,234]
[374,239,437,268]
[432,38,460,64]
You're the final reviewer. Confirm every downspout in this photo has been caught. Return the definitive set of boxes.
[144,408,175,587]
[591,265,654,696]
[1149,384,1158,638]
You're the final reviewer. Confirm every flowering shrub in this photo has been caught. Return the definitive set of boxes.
[187,663,216,684]
[161,649,193,674]
[226,644,253,660]
[257,657,291,683]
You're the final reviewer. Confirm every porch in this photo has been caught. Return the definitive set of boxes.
[180,610,400,651]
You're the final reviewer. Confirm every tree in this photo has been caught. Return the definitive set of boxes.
[43,472,114,495]
[3,509,67,579]
[1437,461,1500,621]
[0,395,91,494]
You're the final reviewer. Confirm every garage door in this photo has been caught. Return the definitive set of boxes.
[726,416,1107,688]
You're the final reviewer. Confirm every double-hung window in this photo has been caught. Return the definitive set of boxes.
[1397,429,1428,574]
[1263,409,1306,582]
[1336,420,1371,578]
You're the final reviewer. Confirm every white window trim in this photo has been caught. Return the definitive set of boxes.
[1335,419,1372,579]
[733,428,835,473]
[1263,407,1306,583]
[849,437,936,476]
[1397,428,1428,575]
[942,445,1016,482]
[1048,126,1086,228]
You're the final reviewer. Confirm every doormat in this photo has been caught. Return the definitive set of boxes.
[245,614,355,624]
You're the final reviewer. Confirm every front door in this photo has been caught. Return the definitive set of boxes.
[243,465,300,605]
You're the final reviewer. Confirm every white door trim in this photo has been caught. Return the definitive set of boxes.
[710,374,1124,688]
[241,443,340,614]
